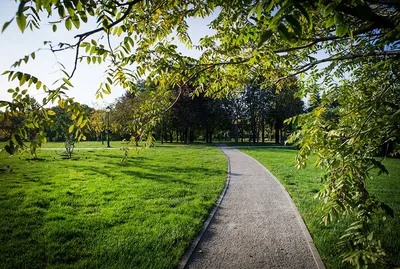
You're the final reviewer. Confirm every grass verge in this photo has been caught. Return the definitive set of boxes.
[240,148,400,269]
[0,147,227,268]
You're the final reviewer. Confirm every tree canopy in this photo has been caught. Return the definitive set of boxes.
[1,0,400,267]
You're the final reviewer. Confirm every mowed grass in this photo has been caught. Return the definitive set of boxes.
[0,141,215,149]
[240,148,400,269]
[0,147,227,268]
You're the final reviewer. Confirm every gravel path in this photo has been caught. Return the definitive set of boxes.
[184,146,325,269]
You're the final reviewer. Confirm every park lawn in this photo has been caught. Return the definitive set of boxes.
[0,147,227,269]
[240,148,400,269]
[0,140,215,149]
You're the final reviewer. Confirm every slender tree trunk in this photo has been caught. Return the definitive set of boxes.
[169,132,173,143]
[190,129,194,143]
[261,117,265,143]
[176,129,179,143]
[275,126,280,144]
[235,127,238,143]
[185,127,189,144]
[234,121,239,143]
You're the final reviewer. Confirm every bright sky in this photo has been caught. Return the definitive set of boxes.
[0,1,216,108]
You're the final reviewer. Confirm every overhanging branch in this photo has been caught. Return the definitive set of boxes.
[278,50,400,81]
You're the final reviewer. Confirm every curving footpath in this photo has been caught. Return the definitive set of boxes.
[182,146,325,269]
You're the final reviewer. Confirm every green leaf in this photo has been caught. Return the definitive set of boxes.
[72,16,80,29]
[334,13,343,24]
[2,18,14,33]
[14,134,24,146]
[286,15,302,35]
[258,30,273,47]
[16,14,26,33]
[62,77,73,87]
[77,115,83,126]
[294,3,312,30]
[58,5,66,18]
[106,83,111,93]
[270,1,291,29]
[325,16,335,28]
[68,124,74,133]
[67,7,75,17]
[65,18,72,30]
[278,23,294,42]
[323,2,338,17]
[336,23,348,37]
[52,24,57,32]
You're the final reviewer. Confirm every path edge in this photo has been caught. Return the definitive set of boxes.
[243,151,326,269]
[177,146,231,269]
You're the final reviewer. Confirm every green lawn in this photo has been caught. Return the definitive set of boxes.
[0,140,216,149]
[0,147,227,268]
[240,148,400,269]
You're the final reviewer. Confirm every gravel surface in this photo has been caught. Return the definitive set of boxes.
[185,147,325,269]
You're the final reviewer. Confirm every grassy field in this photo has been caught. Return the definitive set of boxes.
[240,148,400,268]
[0,140,216,149]
[0,139,283,150]
[0,147,227,268]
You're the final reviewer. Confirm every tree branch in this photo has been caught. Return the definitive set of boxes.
[337,3,396,30]
[279,50,400,81]
[74,0,141,40]
[274,25,380,53]
[68,38,82,80]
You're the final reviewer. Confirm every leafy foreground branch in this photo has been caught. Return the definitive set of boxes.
[1,0,400,267]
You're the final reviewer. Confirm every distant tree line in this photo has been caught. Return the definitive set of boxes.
[0,80,304,145]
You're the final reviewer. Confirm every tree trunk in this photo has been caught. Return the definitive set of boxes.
[185,127,189,144]
[190,129,194,143]
[234,122,239,143]
[269,126,273,141]
[176,129,179,143]
[261,117,265,144]
[275,126,280,144]
[169,132,173,143]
